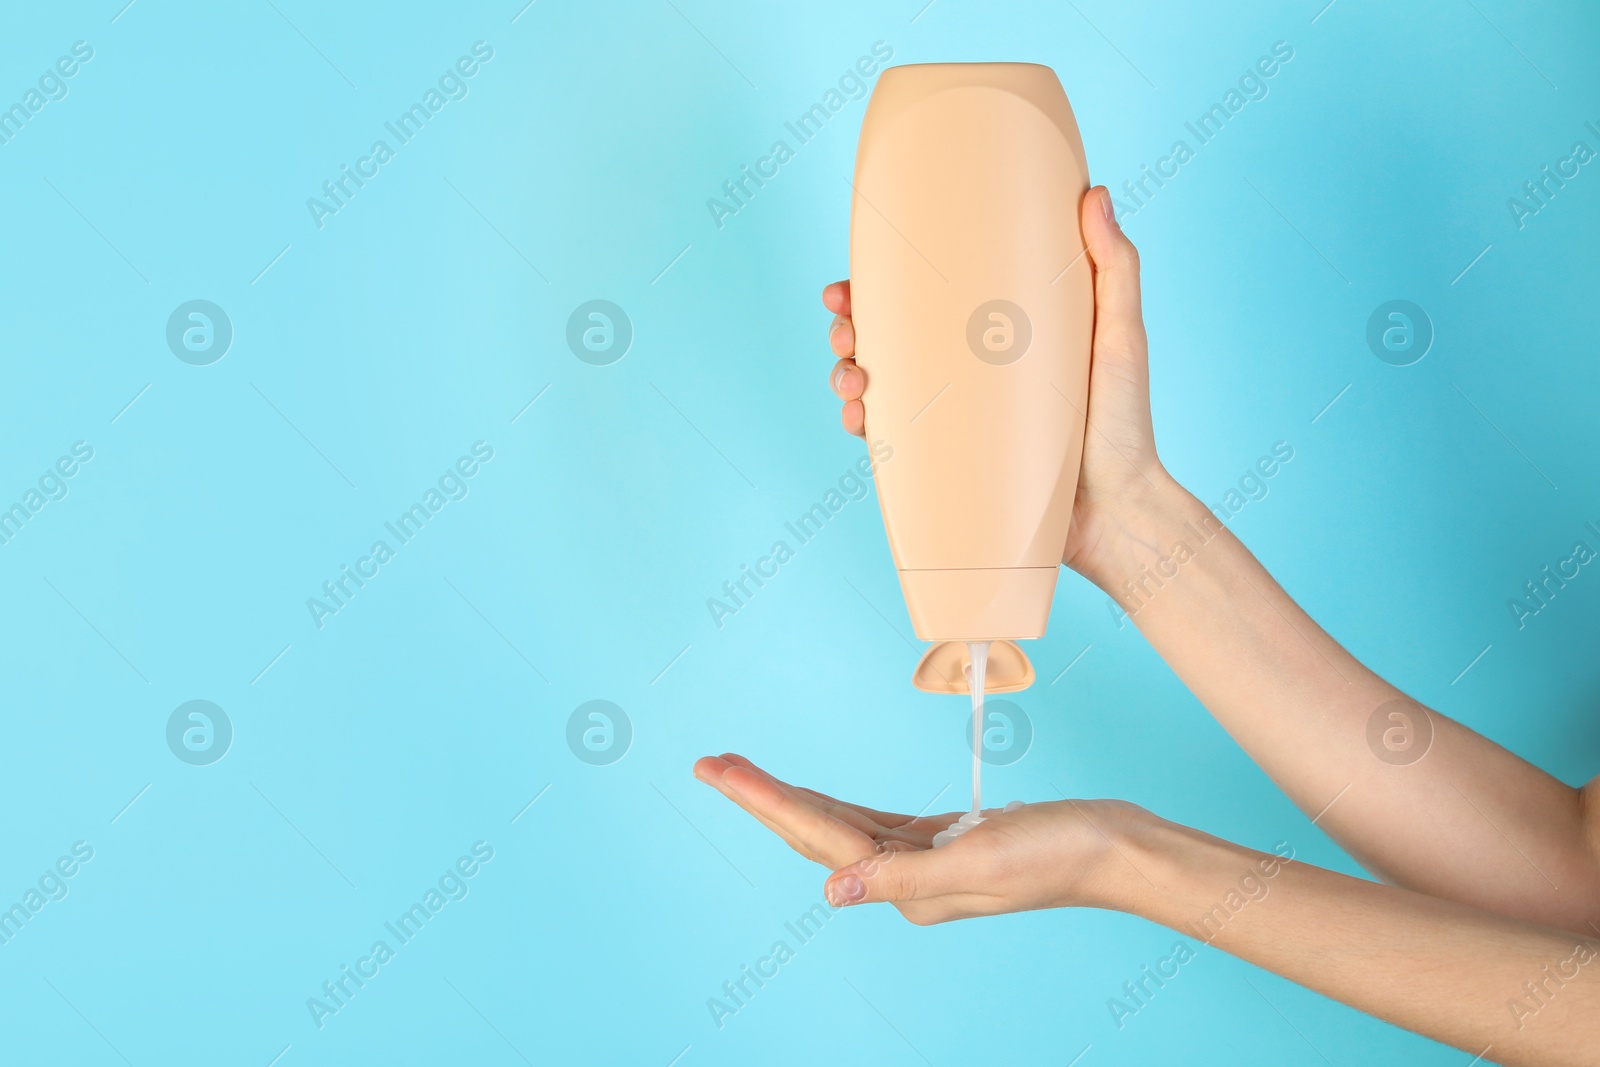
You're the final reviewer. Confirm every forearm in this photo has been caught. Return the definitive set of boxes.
[1112,817,1600,1066]
[1078,471,1599,932]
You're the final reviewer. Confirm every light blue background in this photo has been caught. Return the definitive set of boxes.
[1,1,1596,1064]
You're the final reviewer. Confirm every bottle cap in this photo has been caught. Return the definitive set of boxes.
[912,640,1034,693]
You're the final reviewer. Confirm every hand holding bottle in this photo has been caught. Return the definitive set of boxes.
[823,185,1173,582]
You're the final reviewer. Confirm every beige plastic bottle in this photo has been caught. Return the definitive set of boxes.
[849,62,1093,694]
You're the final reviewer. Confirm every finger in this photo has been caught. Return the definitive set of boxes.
[722,766,875,869]
[799,788,927,843]
[719,755,836,808]
[695,757,830,861]
[824,845,959,908]
[794,786,909,829]
[830,359,864,400]
[716,752,762,773]
[791,787,950,846]
[716,754,935,845]
[713,754,907,841]
[841,399,865,437]
[1079,186,1148,364]
[719,753,831,798]
[694,755,739,784]
[828,315,856,358]
[696,755,793,832]
[822,280,851,316]
[715,756,951,837]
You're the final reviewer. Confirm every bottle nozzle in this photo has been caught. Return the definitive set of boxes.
[912,640,1034,694]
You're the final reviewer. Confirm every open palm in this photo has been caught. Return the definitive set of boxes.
[694,753,1138,923]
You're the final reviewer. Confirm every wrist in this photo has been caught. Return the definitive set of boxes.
[1070,803,1193,913]
[1110,815,1299,935]
[1069,468,1200,592]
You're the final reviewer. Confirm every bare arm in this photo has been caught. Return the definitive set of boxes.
[825,186,1600,934]
[695,756,1600,1067]
[1118,815,1600,1067]
[1078,472,1600,935]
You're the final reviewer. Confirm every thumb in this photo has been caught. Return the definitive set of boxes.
[824,843,951,907]
[1079,185,1148,364]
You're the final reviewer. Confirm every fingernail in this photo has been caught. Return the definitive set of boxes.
[830,875,865,906]
[1101,188,1114,223]
[832,364,849,391]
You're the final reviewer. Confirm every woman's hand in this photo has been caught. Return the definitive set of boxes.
[823,185,1171,583]
[693,753,1147,923]
[693,756,1600,1064]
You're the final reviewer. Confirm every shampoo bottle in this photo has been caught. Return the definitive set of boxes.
[848,63,1094,693]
